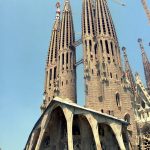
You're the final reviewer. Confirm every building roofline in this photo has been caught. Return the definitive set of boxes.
[53,97,129,124]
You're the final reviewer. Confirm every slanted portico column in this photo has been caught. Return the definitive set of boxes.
[28,131,36,150]
[63,107,74,150]
[86,114,102,150]
[34,113,49,150]
[35,129,45,150]
[110,123,126,150]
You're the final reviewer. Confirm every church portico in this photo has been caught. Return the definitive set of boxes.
[25,98,129,150]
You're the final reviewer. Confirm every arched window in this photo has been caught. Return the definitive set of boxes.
[54,67,57,80]
[124,114,130,123]
[110,42,114,56]
[89,40,92,52]
[100,40,103,53]
[92,69,94,74]
[116,74,118,79]
[94,43,97,55]
[85,40,87,49]
[62,53,64,65]
[105,40,109,54]
[110,72,112,78]
[116,93,121,107]
[66,80,68,85]
[66,52,68,64]
[141,101,145,108]
[49,69,52,80]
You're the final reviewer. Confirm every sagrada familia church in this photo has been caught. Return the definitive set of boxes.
[24,0,150,149]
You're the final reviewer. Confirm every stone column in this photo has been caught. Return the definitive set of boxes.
[63,107,74,150]
[34,113,49,150]
[35,129,45,150]
[86,114,102,150]
[110,123,126,150]
[27,132,36,150]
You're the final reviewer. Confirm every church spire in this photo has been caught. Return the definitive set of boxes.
[58,0,77,102]
[138,38,150,94]
[122,47,136,94]
[95,0,117,40]
[82,0,96,37]
[95,0,121,66]
[41,2,61,111]
[46,2,60,65]
[59,0,75,49]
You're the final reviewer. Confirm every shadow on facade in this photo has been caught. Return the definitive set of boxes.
[41,107,67,150]
[72,115,96,150]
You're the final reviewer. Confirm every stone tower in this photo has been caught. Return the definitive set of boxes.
[122,47,136,94]
[58,0,77,103]
[138,38,150,94]
[82,0,123,111]
[41,2,61,111]
[82,0,138,147]
[82,0,128,113]
[82,0,102,108]
[41,0,77,111]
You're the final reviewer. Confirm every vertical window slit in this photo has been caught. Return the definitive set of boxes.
[105,40,109,54]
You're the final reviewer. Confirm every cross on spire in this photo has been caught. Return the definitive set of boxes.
[56,1,61,19]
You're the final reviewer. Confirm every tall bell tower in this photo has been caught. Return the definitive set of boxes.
[82,0,130,114]
[82,0,125,111]
[58,0,77,102]
[82,0,102,108]
[82,0,138,147]
[41,0,77,111]
[41,2,61,111]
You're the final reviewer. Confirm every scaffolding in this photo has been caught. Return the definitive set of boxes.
[112,0,126,6]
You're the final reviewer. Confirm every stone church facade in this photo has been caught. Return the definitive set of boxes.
[25,0,150,149]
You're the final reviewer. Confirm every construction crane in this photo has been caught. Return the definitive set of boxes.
[141,0,150,24]
[111,0,126,6]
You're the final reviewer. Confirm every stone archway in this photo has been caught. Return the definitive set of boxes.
[72,115,96,150]
[98,123,120,150]
[40,106,67,150]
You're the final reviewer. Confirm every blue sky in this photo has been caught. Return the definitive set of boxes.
[0,0,150,149]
